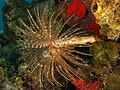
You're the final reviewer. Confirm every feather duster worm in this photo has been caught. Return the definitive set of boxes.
[16,4,97,87]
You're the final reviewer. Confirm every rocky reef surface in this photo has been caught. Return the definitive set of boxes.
[0,0,120,90]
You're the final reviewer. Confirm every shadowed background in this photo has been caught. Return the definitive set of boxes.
[0,0,4,32]
[0,0,33,32]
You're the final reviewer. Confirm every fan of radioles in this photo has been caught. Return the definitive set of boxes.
[16,3,97,87]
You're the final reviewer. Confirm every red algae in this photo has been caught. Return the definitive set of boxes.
[87,23,101,36]
[65,0,86,19]
[70,79,100,90]
[64,0,107,39]
[87,23,107,39]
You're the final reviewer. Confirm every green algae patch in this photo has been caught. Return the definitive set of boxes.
[91,41,119,68]
[90,41,120,89]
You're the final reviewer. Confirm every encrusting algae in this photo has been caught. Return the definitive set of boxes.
[94,0,120,40]
[16,2,98,87]
[91,41,120,89]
